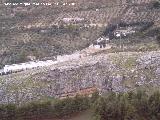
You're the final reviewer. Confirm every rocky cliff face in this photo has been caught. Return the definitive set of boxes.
[0,50,160,104]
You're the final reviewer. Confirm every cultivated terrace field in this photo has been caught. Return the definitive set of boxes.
[0,0,160,120]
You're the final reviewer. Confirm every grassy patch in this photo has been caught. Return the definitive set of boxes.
[110,54,137,70]
[137,42,159,52]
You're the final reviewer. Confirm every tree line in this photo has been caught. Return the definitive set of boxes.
[92,90,160,120]
[0,90,160,120]
[0,95,90,120]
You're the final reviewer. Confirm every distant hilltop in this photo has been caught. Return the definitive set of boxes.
[4,2,76,6]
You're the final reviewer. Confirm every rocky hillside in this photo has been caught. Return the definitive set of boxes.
[0,50,160,104]
[0,0,160,68]
[0,0,160,105]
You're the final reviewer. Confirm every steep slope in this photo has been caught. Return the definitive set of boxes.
[0,50,160,104]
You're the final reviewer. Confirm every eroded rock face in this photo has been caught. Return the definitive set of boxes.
[0,51,160,104]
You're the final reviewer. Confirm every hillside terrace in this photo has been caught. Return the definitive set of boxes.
[1,0,158,30]
[6,1,159,32]
[0,0,159,68]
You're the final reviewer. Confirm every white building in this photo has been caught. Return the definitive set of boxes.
[114,27,136,38]
[62,17,85,23]
[3,60,56,74]
[71,3,75,6]
[97,37,109,43]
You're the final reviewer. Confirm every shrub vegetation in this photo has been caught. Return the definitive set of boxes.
[0,91,160,120]
[92,90,160,120]
[0,95,90,120]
